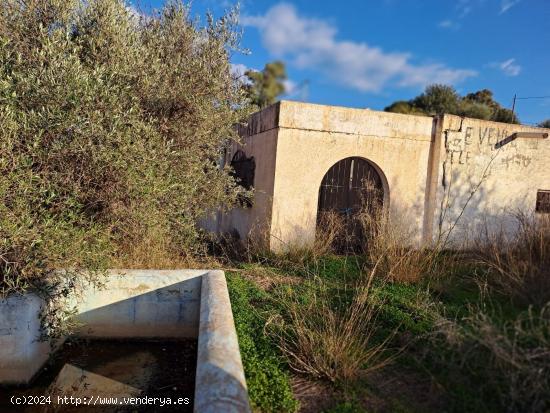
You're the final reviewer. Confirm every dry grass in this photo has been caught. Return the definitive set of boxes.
[266,263,400,384]
[359,208,456,284]
[432,303,550,413]
[222,204,549,411]
[112,226,223,270]
[475,213,550,307]
[237,266,302,291]
[315,210,358,254]
[271,211,347,265]
[112,233,190,270]
[212,212,349,277]
[217,203,459,287]
[469,307,550,412]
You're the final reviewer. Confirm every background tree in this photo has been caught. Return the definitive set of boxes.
[383,100,425,115]
[459,88,497,120]
[245,61,287,109]
[410,84,461,115]
[537,119,550,128]
[491,107,520,124]
[463,89,500,110]
[385,84,520,124]
[458,100,493,120]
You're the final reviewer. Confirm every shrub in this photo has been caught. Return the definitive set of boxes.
[0,0,250,300]
[458,100,493,120]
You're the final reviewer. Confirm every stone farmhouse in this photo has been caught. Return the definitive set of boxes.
[205,100,550,251]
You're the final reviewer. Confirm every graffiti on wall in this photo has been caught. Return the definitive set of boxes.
[446,125,535,169]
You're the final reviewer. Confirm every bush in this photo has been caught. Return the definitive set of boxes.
[458,100,492,120]
[0,0,250,298]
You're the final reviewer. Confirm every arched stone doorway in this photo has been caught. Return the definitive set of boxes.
[317,157,386,251]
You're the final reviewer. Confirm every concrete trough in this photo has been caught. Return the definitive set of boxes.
[0,270,250,413]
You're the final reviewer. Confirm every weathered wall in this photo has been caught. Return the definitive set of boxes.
[216,104,280,246]
[0,294,52,383]
[217,101,549,252]
[0,270,206,384]
[0,269,250,407]
[431,115,550,246]
[76,269,205,338]
[269,101,435,251]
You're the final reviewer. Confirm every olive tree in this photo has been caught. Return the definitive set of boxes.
[0,0,250,313]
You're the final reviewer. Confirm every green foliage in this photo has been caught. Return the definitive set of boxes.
[0,0,250,301]
[411,84,461,116]
[226,246,550,413]
[309,255,363,281]
[227,273,298,413]
[458,100,493,120]
[464,89,499,109]
[372,281,435,335]
[383,100,426,116]
[491,107,520,124]
[245,61,287,109]
[538,119,550,128]
[385,84,520,124]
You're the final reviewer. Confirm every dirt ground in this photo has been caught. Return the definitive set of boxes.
[291,364,446,413]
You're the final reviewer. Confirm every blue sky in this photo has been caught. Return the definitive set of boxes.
[134,0,550,125]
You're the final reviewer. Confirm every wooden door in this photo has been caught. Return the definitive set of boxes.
[317,157,384,251]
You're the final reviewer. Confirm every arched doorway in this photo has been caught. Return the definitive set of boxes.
[317,157,385,251]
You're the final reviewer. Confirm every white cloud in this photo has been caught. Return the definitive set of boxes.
[490,58,521,76]
[243,3,476,93]
[500,59,521,76]
[438,19,460,30]
[440,0,517,30]
[230,63,251,77]
[456,0,474,17]
[282,79,298,95]
[440,0,518,27]
[500,0,520,14]
[438,0,477,30]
